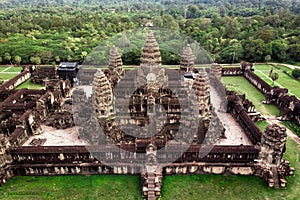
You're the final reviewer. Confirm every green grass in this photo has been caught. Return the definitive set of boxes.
[253,64,300,99]
[0,66,9,72]
[161,137,300,200]
[222,76,280,116]
[0,175,142,200]
[255,120,269,131]
[4,66,23,72]
[1,138,299,200]
[282,121,300,137]
[16,79,44,90]
[0,73,18,80]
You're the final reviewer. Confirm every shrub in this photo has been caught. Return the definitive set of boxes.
[292,69,300,79]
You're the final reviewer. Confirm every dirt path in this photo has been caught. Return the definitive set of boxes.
[270,62,300,70]
[266,116,300,145]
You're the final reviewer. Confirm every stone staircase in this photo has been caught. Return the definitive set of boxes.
[147,172,156,200]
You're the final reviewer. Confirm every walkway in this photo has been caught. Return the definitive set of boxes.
[270,63,300,70]
[210,86,252,145]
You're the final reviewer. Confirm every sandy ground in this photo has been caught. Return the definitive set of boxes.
[210,86,252,146]
[23,125,89,146]
[23,84,252,146]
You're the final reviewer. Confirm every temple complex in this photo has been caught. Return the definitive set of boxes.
[0,30,295,200]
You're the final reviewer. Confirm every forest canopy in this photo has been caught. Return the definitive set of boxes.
[1,0,300,65]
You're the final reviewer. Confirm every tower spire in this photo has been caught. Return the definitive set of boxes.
[140,31,162,68]
[180,44,195,74]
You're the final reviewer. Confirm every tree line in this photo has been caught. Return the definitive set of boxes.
[1,1,300,65]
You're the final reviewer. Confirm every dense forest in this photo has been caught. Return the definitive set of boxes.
[1,0,300,65]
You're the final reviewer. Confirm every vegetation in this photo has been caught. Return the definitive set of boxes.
[0,66,22,82]
[0,73,17,81]
[221,76,280,116]
[282,121,300,138]
[292,69,300,79]
[270,72,279,85]
[255,120,269,132]
[16,79,44,90]
[161,137,300,200]
[0,175,142,200]
[1,1,300,65]
[253,64,300,99]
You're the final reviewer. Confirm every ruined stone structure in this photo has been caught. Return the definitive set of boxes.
[31,65,57,85]
[0,67,31,91]
[222,66,300,125]
[0,31,295,200]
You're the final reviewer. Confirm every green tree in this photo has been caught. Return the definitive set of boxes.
[292,69,300,79]
[256,26,275,43]
[14,55,22,65]
[186,5,201,19]
[55,56,61,63]
[30,56,41,65]
[4,53,12,65]
[224,17,240,39]
[271,72,279,85]
[271,40,287,62]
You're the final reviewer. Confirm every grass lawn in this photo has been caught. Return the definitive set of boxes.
[255,120,269,131]
[4,66,23,73]
[0,66,9,72]
[16,79,45,90]
[222,76,280,116]
[0,73,18,81]
[253,64,300,99]
[0,175,142,200]
[161,137,300,200]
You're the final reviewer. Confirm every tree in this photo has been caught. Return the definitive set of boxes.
[30,56,41,65]
[4,53,12,65]
[14,55,22,65]
[271,40,287,62]
[271,72,279,85]
[265,55,271,62]
[186,5,201,19]
[269,66,274,77]
[55,56,61,63]
[224,17,241,39]
[292,69,300,79]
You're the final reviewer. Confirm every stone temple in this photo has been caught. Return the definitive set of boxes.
[0,31,295,200]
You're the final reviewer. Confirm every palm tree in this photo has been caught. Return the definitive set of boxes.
[271,72,279,85]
